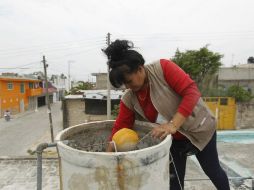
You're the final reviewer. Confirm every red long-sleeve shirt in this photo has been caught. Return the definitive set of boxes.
[110,59,201,140]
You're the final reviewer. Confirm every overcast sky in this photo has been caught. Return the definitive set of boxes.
[0,0,254,81]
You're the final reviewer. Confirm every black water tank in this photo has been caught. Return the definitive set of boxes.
[84,98,120,115]
[247,56,254,63]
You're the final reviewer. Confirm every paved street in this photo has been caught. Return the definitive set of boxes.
[0,102,63,156]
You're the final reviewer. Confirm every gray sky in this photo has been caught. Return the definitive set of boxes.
[0,0,254,81]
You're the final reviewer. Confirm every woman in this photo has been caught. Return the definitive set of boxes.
[103,39,230,190]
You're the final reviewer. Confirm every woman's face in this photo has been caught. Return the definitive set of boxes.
[123,66,146,92]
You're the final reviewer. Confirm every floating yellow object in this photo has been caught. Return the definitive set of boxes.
[112,128,139,152]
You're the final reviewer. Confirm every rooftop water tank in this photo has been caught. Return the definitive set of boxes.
[56,120,172,190]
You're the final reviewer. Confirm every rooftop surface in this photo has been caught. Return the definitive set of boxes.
[65,90,124,100]
[0,135,253,190]
[0,104,253,189]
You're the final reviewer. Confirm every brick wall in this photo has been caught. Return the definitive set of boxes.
[236,102,254,129]
[62,98,254,130]
[62,98,107,129]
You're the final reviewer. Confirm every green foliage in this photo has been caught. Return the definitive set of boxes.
[200,88,227,97]
[111,104,120,119]
[76,81,94,90]
[69,88,83,95]
[226,85,253,102]
[171,45,223,88]
[68,81,94,95]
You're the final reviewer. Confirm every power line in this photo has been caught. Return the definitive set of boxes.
[0,61,41,73]
[113,31,254,43]
[46,45,103,61]
[0,44,104,71]
[0,36,105,52]
[114,30,254,38]
[0,41,105,57]
[2,31,253,56]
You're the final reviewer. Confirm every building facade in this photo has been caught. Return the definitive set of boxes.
[218,63,254,95]
[50,74,67,101]
[0,75,42,117]
[92,72,125,90]
[91,73,108,89]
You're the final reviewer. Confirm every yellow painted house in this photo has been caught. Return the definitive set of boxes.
[0,75,43,117]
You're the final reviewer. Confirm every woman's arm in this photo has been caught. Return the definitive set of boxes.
[110,100,135,140]
[151,59,201,139]
[151,112,186,139]
[107,100,135,152]
[161,59,201,117]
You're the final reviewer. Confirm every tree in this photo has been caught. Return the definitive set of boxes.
[76,81,94,90]
[226,85,253,102]
[68,81,94,95]
[171,45,223,91]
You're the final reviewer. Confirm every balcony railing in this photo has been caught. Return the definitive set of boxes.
[26,88,43,96]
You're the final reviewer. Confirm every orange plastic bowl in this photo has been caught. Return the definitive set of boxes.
[112,128,139,152]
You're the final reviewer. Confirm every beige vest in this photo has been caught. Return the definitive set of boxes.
[122,60,216,150]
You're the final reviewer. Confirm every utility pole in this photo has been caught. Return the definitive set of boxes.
[68,61,71,92]
[68,60,75,92]
[42,55,54,143]
[106,33,111,120]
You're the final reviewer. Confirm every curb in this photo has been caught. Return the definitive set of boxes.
[0,156,58,160]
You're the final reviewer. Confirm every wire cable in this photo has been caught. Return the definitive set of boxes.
[169,151,183,190]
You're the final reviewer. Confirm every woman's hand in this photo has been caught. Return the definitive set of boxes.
[106,142,115,152]
[151,123,177,140]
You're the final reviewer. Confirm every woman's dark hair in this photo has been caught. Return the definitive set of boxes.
[103,39,145,88]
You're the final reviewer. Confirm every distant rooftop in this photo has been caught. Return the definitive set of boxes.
[83,89,123,100]
[64,94,84,99]
[0,74,40,82]
[218,63,254,80]
[91,73,107,76]
[65,90,124,100]
[234,63,254,68]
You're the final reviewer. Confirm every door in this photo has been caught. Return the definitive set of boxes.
[20,99,25,113]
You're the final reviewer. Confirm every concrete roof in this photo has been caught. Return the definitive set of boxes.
[218,67,254,80]
[0,75,40,82]
[1,136,253,190]
[84,90,123,100]
[64,94,84,99]
[64,90,124,100]
[235,63,254,68]
[0,157,59,190]
[91,73,107,76]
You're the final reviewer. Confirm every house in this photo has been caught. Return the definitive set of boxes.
[0,73,42,117]
[218,63,254,95]
[91,72,124,90]
[40,80,58,106]
[91,73,108,89]
[25,72,58,106]
[83,90,123,115]
[50,74,67,101]
[62,90,123,128]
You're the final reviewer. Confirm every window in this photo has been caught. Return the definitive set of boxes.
[220,98,228,105]
[20,83,25,93]
[7,83,13,90]
[211,98,219,102]
[29,82,34,89]
[204,98,218,102]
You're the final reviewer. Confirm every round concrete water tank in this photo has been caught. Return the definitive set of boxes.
[56,120,172,190]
